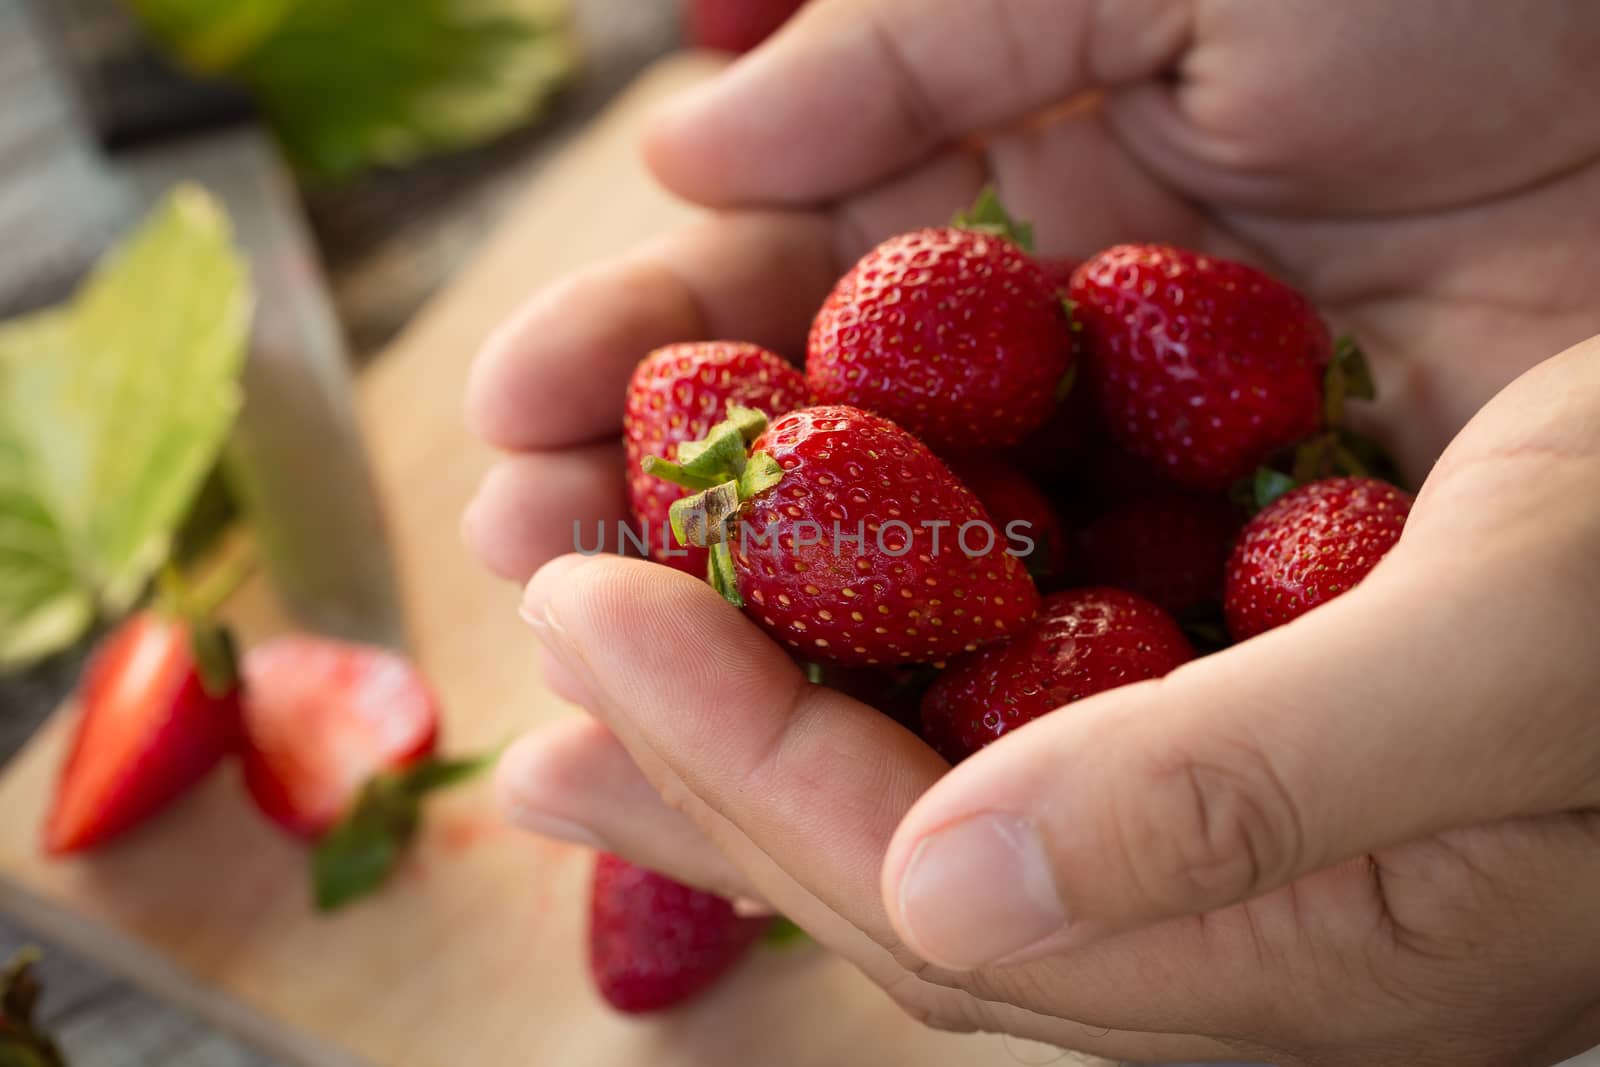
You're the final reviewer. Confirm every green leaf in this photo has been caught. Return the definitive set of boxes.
[128,0,576,181]
[313,753,494,911]
[952,184,1035,253]
[0,187,249,669]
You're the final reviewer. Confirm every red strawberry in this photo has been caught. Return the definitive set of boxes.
[808,211,1074,451]
[920,588,1193,762]
[1224,477,1413,641]
[650,405,1041,666]
[589,853,769,1013]
[948,458,1070,584]
[1076,493,1240,617]
[1069,245,1332,491]
[44,612,240,854]
[241,636,484,910]
[625,342,809,577]
[816,664,933,733]
[1037,256,1081,298]
[688,0,808,53]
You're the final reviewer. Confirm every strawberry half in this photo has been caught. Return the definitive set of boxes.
[1224,476,1413,641]
[44,611,241,855]
[807,190,1075,450]
[589,853,769,1014]
[1069,244,1333,491]
[648,405,1040,666]
[240,636,484,910]
[625,342,809,576]
[920,587,1193,763]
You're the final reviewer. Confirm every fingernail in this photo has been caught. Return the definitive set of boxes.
[896,814,1066,970]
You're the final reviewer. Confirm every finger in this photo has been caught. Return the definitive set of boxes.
[495,718,763,903]
[646,0,1190,206]
[881,539,1600,970]
[521,553,943,948]
[462,444,625,583]
[464,212,835,452]
[519,554,1344,1041]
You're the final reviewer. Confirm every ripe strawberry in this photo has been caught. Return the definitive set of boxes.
[1224,477,1413,641]
[649,405,1041,666]
[241,636,483,910]
[1076,493,1240,617]
[625,342,809,576]
[44,611,241,854]
[1037,256,1081,298]
[1069,245,1332,491]
[589,853,769,1013]
[920,588,1193,763]
[688,0,808,53]
[948,458,1070,584]
[808,199,1075,450]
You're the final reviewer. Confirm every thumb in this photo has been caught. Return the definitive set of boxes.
[879,546,1600,971]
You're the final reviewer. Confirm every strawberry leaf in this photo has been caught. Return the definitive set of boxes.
[0,187,249,669]
[0,950,66,1067]
[707,543,744,609]
[313,753,494,912]
[127,0,575,182]
[1323,335,1376,427]
[1252,468,1299,511]
[952,185,1035,253]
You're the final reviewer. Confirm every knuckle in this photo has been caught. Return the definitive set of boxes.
[1121,734,1304,911]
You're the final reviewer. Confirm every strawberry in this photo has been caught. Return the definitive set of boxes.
[807,191,1075,450]
[947,458,1070,584]
[1069,244,1333,491]
[44,611,241,855]
[648,405,1040,666]
[688,0,808,53]
[1076,493,1240,617]
[1224,476,1413,641]
[589,853,769,1013]
[1037,256,1081,298]
[241,636,484,910]
[920,588,1193,763]
[625,342,809,576]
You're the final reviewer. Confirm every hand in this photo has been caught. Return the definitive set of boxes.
[464,2,1600,1063]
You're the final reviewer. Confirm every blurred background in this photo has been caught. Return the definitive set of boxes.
[0,0,801,1062]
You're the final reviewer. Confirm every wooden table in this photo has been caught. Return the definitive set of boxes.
[0,0,680,1062]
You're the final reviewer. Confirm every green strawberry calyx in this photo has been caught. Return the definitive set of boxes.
[1232,335,1405,513]
[155,558,253,698]
[313,749,498,913]
[952,184,1035,254]
[642,405,783,609]
[0,949,67,1067]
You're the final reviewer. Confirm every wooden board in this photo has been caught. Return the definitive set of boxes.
[0,56,1102,1067]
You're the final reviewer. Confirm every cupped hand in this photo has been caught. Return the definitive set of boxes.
[464,2,1600,1063]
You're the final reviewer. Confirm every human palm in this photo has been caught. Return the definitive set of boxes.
[465,3,1600,1064]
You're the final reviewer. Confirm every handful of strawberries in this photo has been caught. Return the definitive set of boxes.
[595,188,1416,1012]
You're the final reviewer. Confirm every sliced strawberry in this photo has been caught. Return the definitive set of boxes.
[240,636,440,839]
[44,611,241,855]
[589,853,769,1013]
[240,636,490,911]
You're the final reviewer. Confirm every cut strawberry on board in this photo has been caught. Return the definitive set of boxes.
[240,636,486,910]
[43,609,242,855]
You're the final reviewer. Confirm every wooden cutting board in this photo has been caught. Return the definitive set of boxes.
[0,56,1103,1067]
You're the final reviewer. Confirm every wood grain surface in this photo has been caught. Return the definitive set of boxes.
[0,55,1104,1067]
